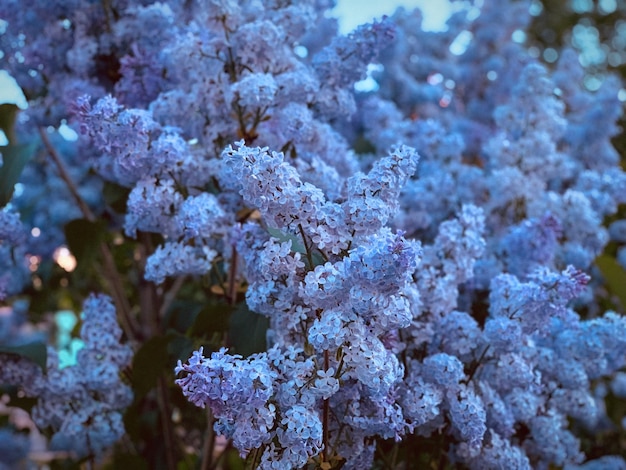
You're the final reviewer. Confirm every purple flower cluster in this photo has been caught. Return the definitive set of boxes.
[0,295,132,459]
[1,0,626,468]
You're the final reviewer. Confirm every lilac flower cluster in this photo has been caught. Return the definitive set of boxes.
[176,346,328,468]
[1,295,132,459]
[0,206,29,299]
[185,141,423,466]
[1,0,626,468]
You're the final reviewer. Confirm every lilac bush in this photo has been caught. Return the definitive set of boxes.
[0,0,625,468]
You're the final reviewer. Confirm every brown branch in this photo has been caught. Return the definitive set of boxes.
[200,407,216,470]
[227,245,239,306]
[159,274,186,318]
[157,376,178,470]
[322,349,330,464]
[38,128,96,222]
[98,244,140,340]
[464,345,491,384]
[39,127,140,341]
[137,232,160,338]
[298,224,314,270]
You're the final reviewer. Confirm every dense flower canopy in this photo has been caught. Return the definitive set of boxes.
[0,0,625,468]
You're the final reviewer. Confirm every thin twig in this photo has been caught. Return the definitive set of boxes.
[390,443,399,468]
[200,407,216,470]
[137,232,160,338]
[298,224,314,269]
[227,245,239,306]
[39,127,140,340]
[322,349,330,464]
[160,274,187,318]
[157,376,178,470]
[464,345,490,384]
[99,244,140,340]
[38,127,96,222]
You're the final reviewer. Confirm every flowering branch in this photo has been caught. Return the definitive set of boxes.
[38,127,140,341]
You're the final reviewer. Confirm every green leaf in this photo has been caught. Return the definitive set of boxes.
[102,453,149,470]
[0,103,19,143]
[228,303,269,357]
[0,340,47,373]
[188,301,233,337]
[0,141,37,207]
[131,335,170,400]
[128,331,194,393]
[596,254,626,311]
[166,330,195,363]
[102,180,130,214]
[224,448,245,470]
[267,227,306,253]
[353,135,376,155]
[63,218,106,268]
[0,384,38,413]
[177,456,199,470]
[6,394,38,412]
[166,299,203,333]
[267,226,325,268]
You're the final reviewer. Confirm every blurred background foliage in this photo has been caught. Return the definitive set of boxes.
[528,0,626,314]
[528,0,626,155]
